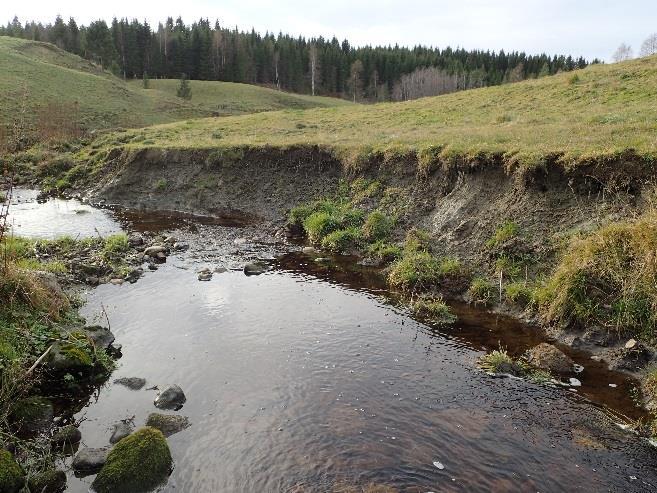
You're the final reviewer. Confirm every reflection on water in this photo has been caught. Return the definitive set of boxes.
[7,190,657,492]
[7,189,123,239]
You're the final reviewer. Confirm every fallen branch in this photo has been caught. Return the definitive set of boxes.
[25,344,54,376]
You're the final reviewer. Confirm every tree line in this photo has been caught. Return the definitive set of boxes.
[1,15,595,101]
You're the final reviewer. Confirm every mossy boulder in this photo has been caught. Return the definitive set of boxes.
[9,396,54,436]
[51,424,82,447]
[0,449,25,493]
[92,427,172,493]
[27,469,66,493]
[47,340,94,371]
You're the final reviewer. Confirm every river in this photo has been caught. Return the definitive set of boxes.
[7,188,657,492]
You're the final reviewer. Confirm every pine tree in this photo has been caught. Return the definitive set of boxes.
[176,73,192,99]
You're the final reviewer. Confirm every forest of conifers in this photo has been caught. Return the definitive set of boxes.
[1,15,595,101]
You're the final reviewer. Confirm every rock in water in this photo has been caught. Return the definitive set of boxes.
[243,262,267,276]
[110,420,134,444]
[72,447,110,473]
[128,233,144,247]
[198,268,213,281]
[143,245,167,257]
[113,377,146,390]
[27,469,66,493]
[154,385,186,410]
[83,326,115,350]
[0,450,25,493]
[92,427,172,493]
[526,343,574,373]
[146,413,191,437]
[51,425,82,447]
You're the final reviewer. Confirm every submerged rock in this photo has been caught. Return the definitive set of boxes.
[72,447,110,473]
[51,425,82,447]
[92,427,172,493]
[110,420,134,444]
[198,268,213,281]
[154,385,186,410]
[145,413,190,437]
[27,469,66,493]
[9,396,54,436]
[0,450,25,493]
[243,262,267,276]
[526,343,574,373]
[113,377,146,390]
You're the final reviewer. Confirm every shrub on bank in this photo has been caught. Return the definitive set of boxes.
[537,210,657,340]
[410,297,456,324]
[468,277,495,305]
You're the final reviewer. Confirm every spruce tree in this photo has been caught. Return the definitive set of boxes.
[176,73,192,100]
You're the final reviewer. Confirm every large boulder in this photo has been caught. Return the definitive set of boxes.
[154,385,186,410]
[0,450,24,493]
[146,413,190,437]
[72,447,110,474]
[526,343,574,373]
[92,427,172,493]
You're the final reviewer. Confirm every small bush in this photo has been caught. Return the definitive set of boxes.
[478,349,515,373]
[404,228,431,253]
[321,228,361,252]
[103,234,129,259]
[387,251,440,291]
[410,297,456,324]
[538,210,657,340]
[362,211,394,241]
[495,255,523,279]
[154,179,168,191]
[304,212,341,244]
[438,256,461,276]
[468,277,495,305]
[504,282,533,306]
[367,241,402,263]
[486,221,519,248]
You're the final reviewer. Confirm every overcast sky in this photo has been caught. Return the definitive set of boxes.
[5,0,656,62]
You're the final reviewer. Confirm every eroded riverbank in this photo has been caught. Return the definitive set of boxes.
[5,189,657,492]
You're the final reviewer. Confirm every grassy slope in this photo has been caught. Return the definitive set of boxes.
[129,79,351,116]
[0,36,349,131]
[99,55,657,167]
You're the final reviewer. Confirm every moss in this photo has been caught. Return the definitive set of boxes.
[0,450,24,493]
[27,469,66,493]
[468,277,495,305]
[92,427,172,493]
[321,227,361,253]
[362,211,394,242]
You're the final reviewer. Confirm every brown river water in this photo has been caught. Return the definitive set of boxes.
[8,188,657,492]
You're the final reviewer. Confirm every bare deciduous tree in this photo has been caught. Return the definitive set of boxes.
[612,43,633,62]
[348,60,364,103]
[309,44,319,96]
[640,33,657,57]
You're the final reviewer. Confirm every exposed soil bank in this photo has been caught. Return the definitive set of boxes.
[79,146,657,377]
